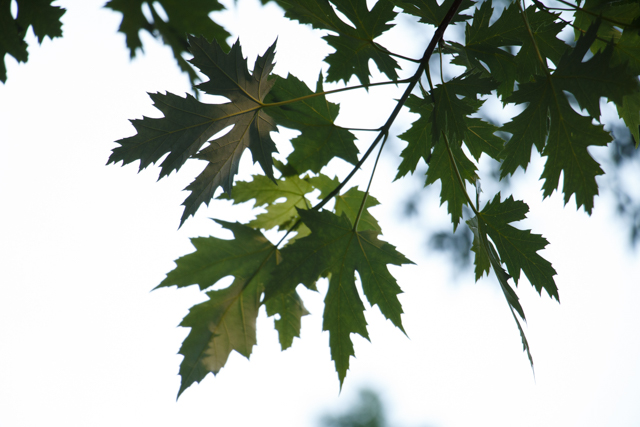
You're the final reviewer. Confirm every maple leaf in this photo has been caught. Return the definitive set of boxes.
[450,3,567,96]
[617,91,640,147]
[425,139,478,230]
[267,209,412,384]
[323,0,399,85]
[157,220,288,397]
[574,0,640,53]
[465,192,558,369]
[105,0,231,86]
[108,36,279,225]
[464,117,505,161]
[429,74,490,144]
[395,93,434,179]
[501,22,639,213]
[1,0,65,82]
[265,289,310,350]
[274,0,399,85]
[265,74,358,173]
[481,194,558,299]
[390,0,474,26]
[335,187,381,233]
[220,174,314,232]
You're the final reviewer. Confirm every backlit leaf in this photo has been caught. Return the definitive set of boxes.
[268,209,412,384]
[108,36,279,225]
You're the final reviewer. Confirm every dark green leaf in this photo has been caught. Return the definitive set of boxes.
[0,0,65,82]
[108,37,279,225]
[390,0,474,26]
[396,94,434,179]
[269,209,412,384]
[105,0,231,86]
[479,194,558,300]
[464,117,505,161]
[425,140,478,229]
[616,91,640,147]
[324,0,399,85]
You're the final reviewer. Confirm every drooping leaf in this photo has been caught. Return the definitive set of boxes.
[105,0,231,86]
[0,0,65,82]
[467,204,536,368]
[157,221,280,397]
[268,209,412,384]
[265,73,358,173]
[108,36,279,225]
[479,194,558,300]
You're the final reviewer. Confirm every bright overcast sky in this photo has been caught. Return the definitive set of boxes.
[1,1,640,426]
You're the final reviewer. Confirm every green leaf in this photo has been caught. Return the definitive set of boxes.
[389,0,474,26]
[221,174,314,231]
[452,3,568,95]
[466,216,525,319]
[272,0,347,32]
[157,221,279,397]
[554,22,638,118]
[395,94,434,179]
[501,23,638,213]
[430,76,485,145]
[265,289,310,350]
[108,36,279,226]
[617,91,640,147]
[479,194,558,300]
[467,205,536,369]
[266,73,358,173]
[323,0,399,85]
[269,209,412,384]
[425,140,478,229]
[335,187,381,233]
[574,0,640,53]
[274,0,399,85]
[308,174,341,199]
[464,117,505,161]
[0,0,65,82]
[514,6,568,79]
[105,0,231,86]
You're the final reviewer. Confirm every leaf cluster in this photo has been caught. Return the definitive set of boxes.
[107,0,640,396]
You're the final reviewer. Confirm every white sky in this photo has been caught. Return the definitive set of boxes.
[1,1,639,426]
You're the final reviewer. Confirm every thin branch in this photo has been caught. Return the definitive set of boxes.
[312,0,467,213]
[263,78,413,108]
[353,133,388,232]
[274,0,467,247]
